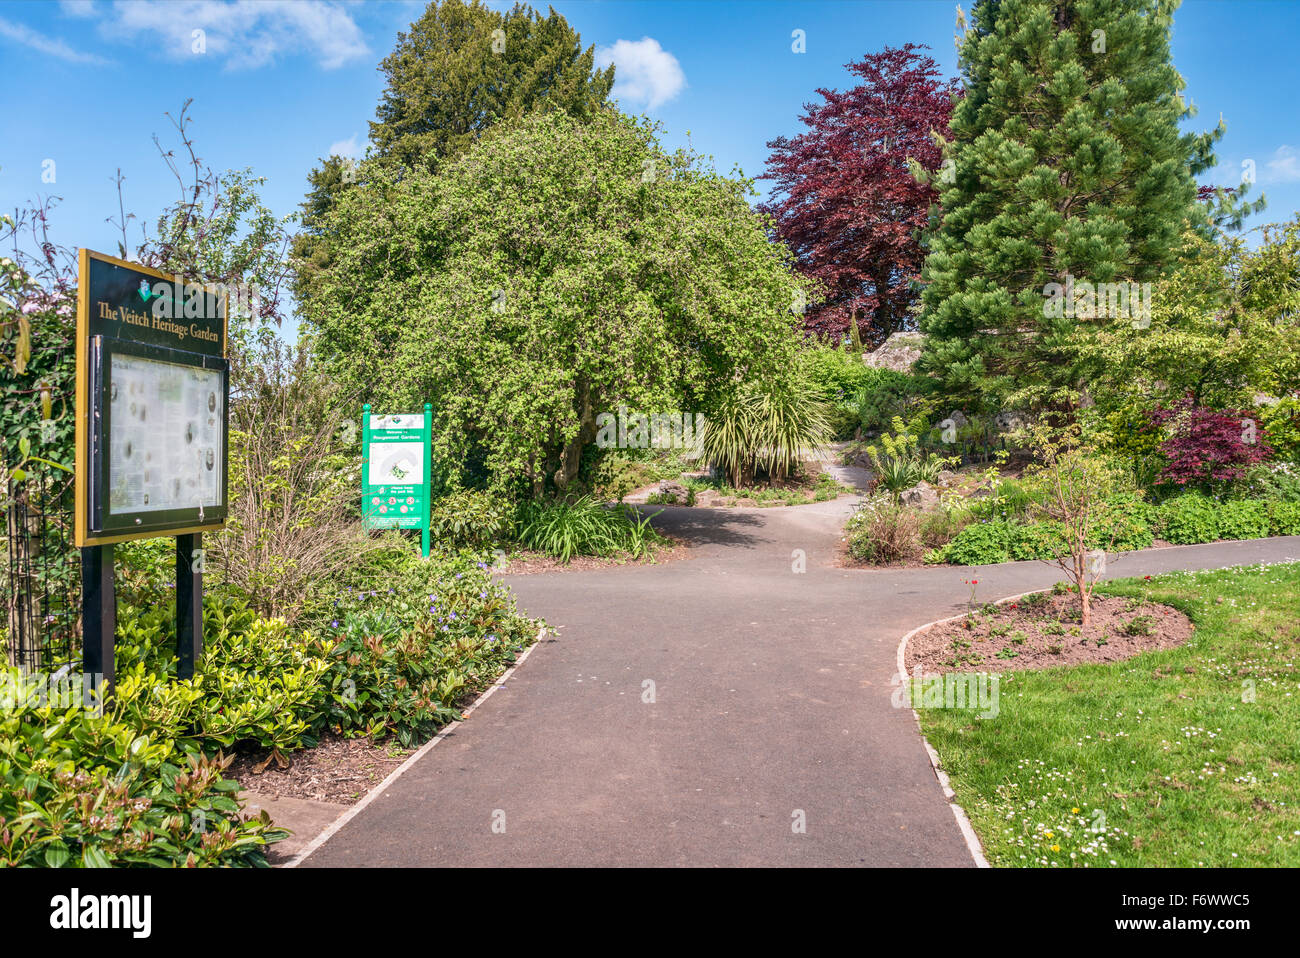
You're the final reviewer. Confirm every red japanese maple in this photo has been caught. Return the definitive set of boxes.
[1148,396,1273,488]
[760,44,958,344]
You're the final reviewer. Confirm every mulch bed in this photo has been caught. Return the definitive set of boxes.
[228,734,414,804]
[904,590,1194,674]
[498,534,692,574]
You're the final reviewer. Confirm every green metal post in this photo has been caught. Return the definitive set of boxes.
[421,402,432,559]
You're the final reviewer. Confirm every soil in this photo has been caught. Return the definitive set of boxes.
[496,534,692,575]
[904,590,1194,674]
[228,733,413,804]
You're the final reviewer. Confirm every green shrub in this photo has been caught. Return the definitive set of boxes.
[0,677,286,867]
[1261,398,1300,464]
[1010,521,1068,561]
[1154,494,1220,544]
[318,558,539,744]
[935,520,1020,565]
[111,600,331,754]
[838,370,930,438]
[931,501,1152,566]
[1216,499,1271,540]
[429,489,516,547]
[701,376,833,486]
[844,496,924,564]
[919,507,973,550]
[1088,493,1156,551]
[516,496,665,562]
[970,477,1044,521]
[801,345,932,440]
[1270,501,1300,536]
[1235,462,1300,502]
[802,344,874,401]
[866,416,953,496]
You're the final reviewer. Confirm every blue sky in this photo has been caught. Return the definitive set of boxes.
[3,0,1299,309]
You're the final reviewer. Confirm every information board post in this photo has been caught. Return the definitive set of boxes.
[175,533,202,679]
[80,544,115,701]
[361,403,432,559]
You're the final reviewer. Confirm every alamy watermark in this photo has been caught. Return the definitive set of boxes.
[595,406,705,452]
[1042,275,1152,328]
[2,671,105,715]
[891,666,1000,719]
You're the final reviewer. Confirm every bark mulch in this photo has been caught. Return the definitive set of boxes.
[228,734,413,804]
[904,590,1194,674]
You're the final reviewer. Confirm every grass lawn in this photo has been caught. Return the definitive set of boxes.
[917,562,1300,867]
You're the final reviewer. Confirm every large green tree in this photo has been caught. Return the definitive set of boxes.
[918,0,1227,413]
[372,0,614,169]
[297,109,810,498]
[293,0,614,305]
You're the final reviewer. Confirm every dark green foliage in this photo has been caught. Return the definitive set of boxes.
[371,0,614,170]
[429,489,517,547]
[1153,493,1220,544]
[919,0,1225,411]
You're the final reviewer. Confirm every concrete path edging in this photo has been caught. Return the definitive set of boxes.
[893,589,1051,870]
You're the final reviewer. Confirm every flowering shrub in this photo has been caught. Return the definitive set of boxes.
[1148,397,1272,489]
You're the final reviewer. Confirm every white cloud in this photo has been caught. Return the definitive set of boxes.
[58,1,100,18]
[596,37,685,109]
[0,15,109,63]
[99,0,368,71]
[1265,145,1300,184]
[328,133,363,159]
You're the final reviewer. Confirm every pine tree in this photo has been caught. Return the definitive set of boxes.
[918,0,1227,413]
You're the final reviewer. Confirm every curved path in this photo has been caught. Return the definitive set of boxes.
[302,500,1300,867]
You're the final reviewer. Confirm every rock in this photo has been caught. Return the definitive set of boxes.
[899,481,941,511]
[656,480,689,504]
[863,330,924,372]
[936,470,956,484]
[968,487,992,499]
[993,409,1028,433]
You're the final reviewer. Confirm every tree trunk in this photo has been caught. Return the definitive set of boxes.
[553,379,598,491]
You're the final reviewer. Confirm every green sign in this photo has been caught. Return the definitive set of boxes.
[361,403,432,557]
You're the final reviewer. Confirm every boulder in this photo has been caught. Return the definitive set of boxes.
[656,480,690,504]
[899,481,941,511]
[863,330,924,372]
